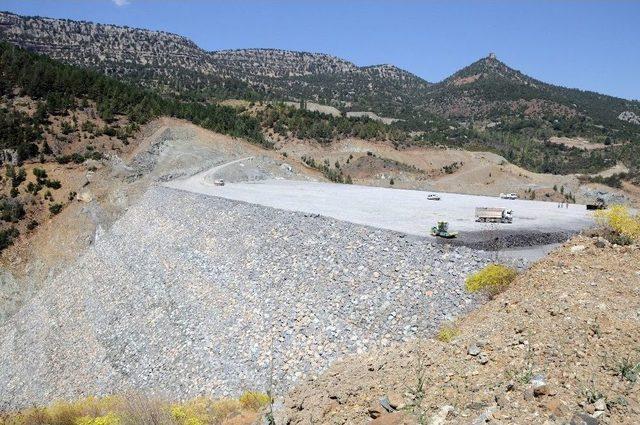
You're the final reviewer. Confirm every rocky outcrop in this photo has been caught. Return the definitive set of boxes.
[0,11,429,110]
[618,111,640,125]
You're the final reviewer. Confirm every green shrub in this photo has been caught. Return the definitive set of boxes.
[0,227,19,251]
[26,181,43,194]
[0,198,25,222]
[49,203,63,215]
[45,179,62,189]
[33,167,48,181]
[6,165,26,187]
[465,264,517,296]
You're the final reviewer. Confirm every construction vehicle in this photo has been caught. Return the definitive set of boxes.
[586,197,606,210]
[431,221,458,238]
[475,207,513,223]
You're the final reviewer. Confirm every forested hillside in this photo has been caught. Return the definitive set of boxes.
[423,55,640,142]
[1,11,640,181]
[0,40,268,155]
[0,41,271,251]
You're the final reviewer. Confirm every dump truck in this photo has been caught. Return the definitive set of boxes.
[475,207,513,223]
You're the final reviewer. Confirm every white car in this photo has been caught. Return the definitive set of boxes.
[213,179,225,186]
[427,194,441,201]
[500,193,518,200]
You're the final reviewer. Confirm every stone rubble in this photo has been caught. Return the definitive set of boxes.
[0,186,505,409]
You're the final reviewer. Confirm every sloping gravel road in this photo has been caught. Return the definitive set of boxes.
[0,187,495,409]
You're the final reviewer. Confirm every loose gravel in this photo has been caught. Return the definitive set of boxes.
[0,186,505,409]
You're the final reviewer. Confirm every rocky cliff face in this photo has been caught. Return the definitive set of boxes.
[0,12,206,75]
[209,48,358,77]
[0,11,430,107]
[619,111,640,125]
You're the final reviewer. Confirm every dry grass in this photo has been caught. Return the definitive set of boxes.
[0,391,269,425]
[436,321,460,343]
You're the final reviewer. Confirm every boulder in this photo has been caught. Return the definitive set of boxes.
[467,343,481,356]
[570,412,599,425]
[594,237,609,249]
[428,405,454,425]
[77,191,94,203]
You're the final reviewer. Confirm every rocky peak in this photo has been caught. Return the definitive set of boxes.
[444,54,536,87]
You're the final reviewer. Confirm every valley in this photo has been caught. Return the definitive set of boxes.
[0,6,639,425]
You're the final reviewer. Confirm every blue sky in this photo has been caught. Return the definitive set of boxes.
[2,1,639,100]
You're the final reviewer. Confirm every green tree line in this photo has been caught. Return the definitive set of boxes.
[0,41,268,160]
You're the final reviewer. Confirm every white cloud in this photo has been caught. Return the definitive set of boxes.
[112,0,130,6]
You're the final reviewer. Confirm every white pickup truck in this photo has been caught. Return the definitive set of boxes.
[475,207,513,223]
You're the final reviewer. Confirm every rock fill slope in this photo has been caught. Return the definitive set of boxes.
[280,237,640,424]
[0,186,492,409]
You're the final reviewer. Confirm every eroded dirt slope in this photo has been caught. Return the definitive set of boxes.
[277,138,638,207]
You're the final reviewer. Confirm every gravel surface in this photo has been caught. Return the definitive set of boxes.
[0,186,501,409]
[166,178,594,255]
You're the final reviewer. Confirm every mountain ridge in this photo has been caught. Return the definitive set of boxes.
[0,11,429,83]
[1,10,639,177]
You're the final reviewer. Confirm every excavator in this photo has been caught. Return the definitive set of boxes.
[430,221,458,238]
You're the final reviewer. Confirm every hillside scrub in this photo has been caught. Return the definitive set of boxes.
[465,263,518,297]
[0,41,268,153]
[0,227,19,251]
[300,155,352,183]
[257,103,404,142]
[0,392,270,425]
